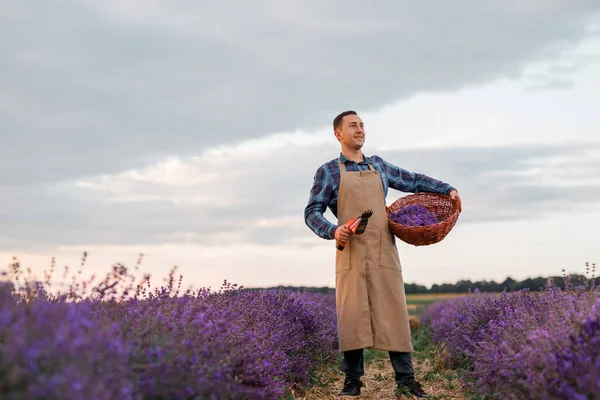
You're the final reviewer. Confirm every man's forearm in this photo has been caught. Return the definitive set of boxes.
[304,166,338,239]
[304,207,337,240]
[414,172,455,194]
[382,158,455,194]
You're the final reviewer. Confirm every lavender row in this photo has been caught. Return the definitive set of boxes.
[0,261,338,400]
[421,282,600,399]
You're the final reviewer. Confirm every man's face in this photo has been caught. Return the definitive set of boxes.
[335,114,365,150]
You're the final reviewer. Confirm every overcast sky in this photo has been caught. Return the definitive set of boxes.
[1,1,599,291]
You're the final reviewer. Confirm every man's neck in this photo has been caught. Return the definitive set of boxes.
[341,147,364,163]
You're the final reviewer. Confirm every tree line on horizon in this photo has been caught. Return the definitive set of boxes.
[247,273,599,294]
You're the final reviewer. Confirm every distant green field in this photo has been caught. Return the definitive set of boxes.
[406,292,466,317]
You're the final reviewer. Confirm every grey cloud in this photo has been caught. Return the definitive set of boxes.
[2,1,600,186]
[523,77,576,90]
[1,141,599,251]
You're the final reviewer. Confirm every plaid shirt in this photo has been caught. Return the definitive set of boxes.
[304,153,455,240]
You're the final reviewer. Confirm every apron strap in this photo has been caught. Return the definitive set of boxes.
[338,156,375,172]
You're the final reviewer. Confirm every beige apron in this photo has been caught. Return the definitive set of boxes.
[335,159,414,353]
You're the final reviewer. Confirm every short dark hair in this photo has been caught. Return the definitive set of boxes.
[333,110,357,131]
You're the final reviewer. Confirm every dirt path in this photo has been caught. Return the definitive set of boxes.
[292,349,469,400]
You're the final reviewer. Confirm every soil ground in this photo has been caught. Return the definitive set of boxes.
[287,293,472,399]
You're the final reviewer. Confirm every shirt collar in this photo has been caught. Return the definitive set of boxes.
[340,152,369,164]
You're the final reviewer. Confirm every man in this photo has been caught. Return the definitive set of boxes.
[303,111,460,398]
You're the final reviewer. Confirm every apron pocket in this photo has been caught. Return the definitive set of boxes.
[379,230,401,271]
[335,239,351,272]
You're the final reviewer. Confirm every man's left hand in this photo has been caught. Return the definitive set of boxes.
[449,189,462,211]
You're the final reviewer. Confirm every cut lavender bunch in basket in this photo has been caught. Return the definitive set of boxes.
[389,204,438,226]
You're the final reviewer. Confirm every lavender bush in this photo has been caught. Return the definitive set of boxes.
[421,264,599,399]
[389,204,438,226]
[0,284,135,400]
[0,255,338,399]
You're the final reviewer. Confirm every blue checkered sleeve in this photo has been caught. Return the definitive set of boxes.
[304,164,338,240]
[376,156,455,195]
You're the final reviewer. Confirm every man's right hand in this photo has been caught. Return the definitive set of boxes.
[335,225,353,243]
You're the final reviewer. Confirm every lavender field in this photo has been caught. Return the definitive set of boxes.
[0,255,338,400]
[422,264,600,399]
[1,255,598,399]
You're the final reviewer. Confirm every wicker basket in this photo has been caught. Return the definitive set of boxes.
[386,192,461,246]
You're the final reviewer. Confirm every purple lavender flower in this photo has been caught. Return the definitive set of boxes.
[389,204,438,226]
[2,260,339,399]
[0,287,135,399]
[422,285,600,399]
